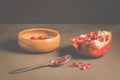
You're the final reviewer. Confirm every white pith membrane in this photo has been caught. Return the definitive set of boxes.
[75,31,110,49]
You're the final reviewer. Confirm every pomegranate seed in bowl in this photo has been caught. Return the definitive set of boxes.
[30,36,38,40]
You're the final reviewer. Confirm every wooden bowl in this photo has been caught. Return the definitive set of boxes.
[18,28,60,52]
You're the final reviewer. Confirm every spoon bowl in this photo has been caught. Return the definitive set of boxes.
[50,55,72,66]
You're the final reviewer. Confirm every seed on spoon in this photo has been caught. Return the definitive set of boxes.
[52,55,72,65]
[53,60,62,65]
[63,57,67,61]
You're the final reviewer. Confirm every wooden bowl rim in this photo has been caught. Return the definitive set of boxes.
[18,28,60,41]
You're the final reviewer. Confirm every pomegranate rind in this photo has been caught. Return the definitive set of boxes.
[71,31,112,58]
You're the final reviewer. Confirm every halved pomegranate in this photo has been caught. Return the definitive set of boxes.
[71,31,112,58]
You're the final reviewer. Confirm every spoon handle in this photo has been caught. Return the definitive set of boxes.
[9,63,50,74]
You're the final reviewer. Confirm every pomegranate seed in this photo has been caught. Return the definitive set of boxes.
[97,36,104,42]
[81,65,87,70]
[69,63,76,67]
[99,38,104,42]
[69,62,92,70]
[77,62,83,68]
[38,36,47,40]
[90,35,97,40]
[105,35,109,41]
[63,57,67,62]
[86,64,92,69]
[54,60,61,65]
[87,31,97,37]
[94,35,98,39]
[90,37,94,40]
[30,36,37,40]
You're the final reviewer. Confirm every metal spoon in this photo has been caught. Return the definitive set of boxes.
[9,55,71,74]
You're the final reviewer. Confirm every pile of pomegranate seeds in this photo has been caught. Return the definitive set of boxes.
[69,62,92,70]
[75,31,109,43]
[30,36,47,40]
[73,31,110,49]
[53,57,67,65]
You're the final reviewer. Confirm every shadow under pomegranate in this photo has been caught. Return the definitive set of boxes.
[57,45,100,59]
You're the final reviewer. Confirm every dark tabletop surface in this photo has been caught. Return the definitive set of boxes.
[0,24,120,80]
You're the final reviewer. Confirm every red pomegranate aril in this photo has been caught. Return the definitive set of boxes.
[81,65,87,70]
[38,36,47,40]
[98,36,103,40]
[30,36,37,40]
[90,35,97,40]
[54,60,61,65]
[63,57,67,62]
[87,31,97,37]
[77,62,83,68]
[86,64,92,69]
[69,63,76,67]
[99,37,104,42]
[105,35,109,41]
[90,37,94,40]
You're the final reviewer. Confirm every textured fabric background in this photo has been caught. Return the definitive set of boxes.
[0,0,120,23]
